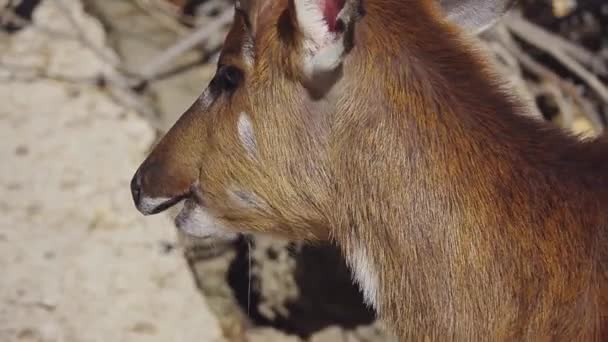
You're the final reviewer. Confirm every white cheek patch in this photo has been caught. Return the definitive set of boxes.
[174,200,237,239]
[242,34,255,67]
[349,246,380,310]
[199,88,215,109]
[237,112,257,158]
[227,186,268,211]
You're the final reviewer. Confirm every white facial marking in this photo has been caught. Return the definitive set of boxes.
[175,199,237,239]
[139,196,171,214]
[227,186,268,210]
[242,34,255,67]
[237,112,257,158]
[199,88,215,109]
[349,247,380,310]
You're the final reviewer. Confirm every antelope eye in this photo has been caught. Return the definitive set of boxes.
[213,65,243,93]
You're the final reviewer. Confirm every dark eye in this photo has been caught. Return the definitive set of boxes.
[213,65,243,93]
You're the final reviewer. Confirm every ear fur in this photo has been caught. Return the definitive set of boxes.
[439,0,515,34]
[291,0,364,78]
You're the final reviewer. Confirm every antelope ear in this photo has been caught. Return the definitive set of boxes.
[291,0,364,78]
[439,0,515,34]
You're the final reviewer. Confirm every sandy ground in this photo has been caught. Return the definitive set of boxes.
[0,1,224,341]
[3,1,600,341]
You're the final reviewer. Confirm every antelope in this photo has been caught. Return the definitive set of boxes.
[130,0,608,339]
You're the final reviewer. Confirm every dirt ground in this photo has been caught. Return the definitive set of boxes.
[1,0,606,341]
[0,1,224,341]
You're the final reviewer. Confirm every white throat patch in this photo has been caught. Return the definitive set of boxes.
[174,199,237,240]
[349,246,380,310]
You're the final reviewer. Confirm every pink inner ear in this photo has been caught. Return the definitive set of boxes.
[323,0,345,32]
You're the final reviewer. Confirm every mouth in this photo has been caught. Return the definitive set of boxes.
[140,190,205,235]
[146,193,189,215]
[174,197,238,240]
[139,183,203,216]
[139,185,238,240]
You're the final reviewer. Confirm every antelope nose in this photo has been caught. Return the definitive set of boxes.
[130,166,190,216]
[130,170,143,212]
[130,168,168,216]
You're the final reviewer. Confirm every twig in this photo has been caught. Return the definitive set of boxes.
[483,26,543,120]
[537,82,577,128]
[178,0,230,27]
[52,0,144,83]
[505,11,606,76]
[46,0,166,122]
[52,0,124,71]
[138,7,234,81]
[0,61,100,83]
[493,24,604,132]
[0,7,79,40]
[504,12,608,106]
[195,0,231,17]
[132,0,189,35]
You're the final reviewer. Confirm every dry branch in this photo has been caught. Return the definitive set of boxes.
[484,20,605,134]
[504,12,608,107]
[132,0,190,35]
[36,0,161,122]
[137,6,234,81]
[52,0,124,71]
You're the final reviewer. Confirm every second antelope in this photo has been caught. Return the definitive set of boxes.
[130,0,608,339]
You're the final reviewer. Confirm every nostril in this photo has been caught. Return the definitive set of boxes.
[130,171,142,207]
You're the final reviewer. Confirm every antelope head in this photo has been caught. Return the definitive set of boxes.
[130,0,513,242]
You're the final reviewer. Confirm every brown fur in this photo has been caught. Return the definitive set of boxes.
[132,0,608,339]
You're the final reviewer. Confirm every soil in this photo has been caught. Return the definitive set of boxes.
[0,1,224,341]
[1,0,606,341]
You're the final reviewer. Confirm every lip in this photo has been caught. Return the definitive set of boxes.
[146,193,189,215]
[142,183,203,216]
